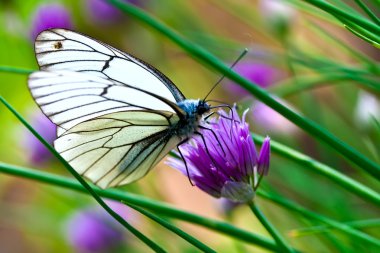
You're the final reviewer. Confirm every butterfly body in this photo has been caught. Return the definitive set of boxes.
[176,99,210,137]
[28,29,212,188]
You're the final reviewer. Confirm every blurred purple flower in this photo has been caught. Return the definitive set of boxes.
[167,107,270,203]
[224,62,280,98]
[85,0,143,24]
[24,111,56,165]
[30,4,73,41]
[224,61,297,135]
[65,201,129,253]
[252,98,298,135]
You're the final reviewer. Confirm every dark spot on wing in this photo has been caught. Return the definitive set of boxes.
[53,42,63,49]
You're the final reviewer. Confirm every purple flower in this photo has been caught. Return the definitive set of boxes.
[224,62,280,98]
[85,0,144,24]
[30,4,73,41]
[24,111,56,165]
[167,107,271,203]
[65,201,129,253]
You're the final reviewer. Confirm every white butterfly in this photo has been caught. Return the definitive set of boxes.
[28,29,213,189]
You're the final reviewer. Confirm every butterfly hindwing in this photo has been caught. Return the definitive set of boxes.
[55,110,181,188]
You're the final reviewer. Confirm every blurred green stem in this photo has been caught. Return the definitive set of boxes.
[339,16,380,45]
[0,66,33,74]
[353,0,380,26]
[301,0,380,35]
[0,162,284,252]
[2,160,376,248]
[271,74,380,97]
[290,218,380,237]
[253,135,380,206]
[308,22,379,72]
[124,203,217,253]
[107,0,380,180]
[0,96,165,253]
[248,201,295,253]
[258,191,380,247]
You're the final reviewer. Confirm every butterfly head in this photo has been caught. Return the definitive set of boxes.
[177,99,210,118]
[196,100,211,116]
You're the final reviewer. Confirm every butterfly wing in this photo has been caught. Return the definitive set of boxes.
[55,110,181,188]
[34,28,185,103]
[28,71,184,136]
[29,29,190,188]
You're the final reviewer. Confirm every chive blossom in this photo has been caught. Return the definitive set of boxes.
[167,107,271,203]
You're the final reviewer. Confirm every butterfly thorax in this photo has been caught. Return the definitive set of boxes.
[175,99,210,137]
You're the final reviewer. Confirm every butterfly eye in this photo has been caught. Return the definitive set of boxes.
[196,101,209,115]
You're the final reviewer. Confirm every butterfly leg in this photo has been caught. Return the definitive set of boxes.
[204,111,216,122]
[198,125,226,156]
[176,138,195,186]
[194,131,224,174]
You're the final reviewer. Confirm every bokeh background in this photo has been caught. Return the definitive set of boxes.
[0,0,379,252]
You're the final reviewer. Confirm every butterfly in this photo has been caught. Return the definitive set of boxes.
[28,29,215,189]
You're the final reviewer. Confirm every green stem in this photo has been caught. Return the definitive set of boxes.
[0,96,165,253]
[106,0,380,180]
[0,162,284,252]
[125,203,216,253]
[353,0,380,26]
[252,135,380,206]
[0,66,33,74]
[339,15,380,45]
[344,24,380,47]
[248,201,295,253]
[308,21,379,71]
[258,191,380,247]
[301,0,380,35]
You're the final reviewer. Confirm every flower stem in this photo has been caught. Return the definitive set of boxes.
[301,0,380,35]
[0,65,33,74]
[258,190,380,247]
[125,203,217,253]
[0,162,284,252]
[248,201,295,253]
[252,135,380,206]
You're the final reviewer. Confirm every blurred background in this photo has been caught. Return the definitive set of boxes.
[0,0,379,252]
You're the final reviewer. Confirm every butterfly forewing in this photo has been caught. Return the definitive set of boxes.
[35,29,185,103]
[28,71,180,135]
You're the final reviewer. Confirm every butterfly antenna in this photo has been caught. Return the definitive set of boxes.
[203,48,249,101]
